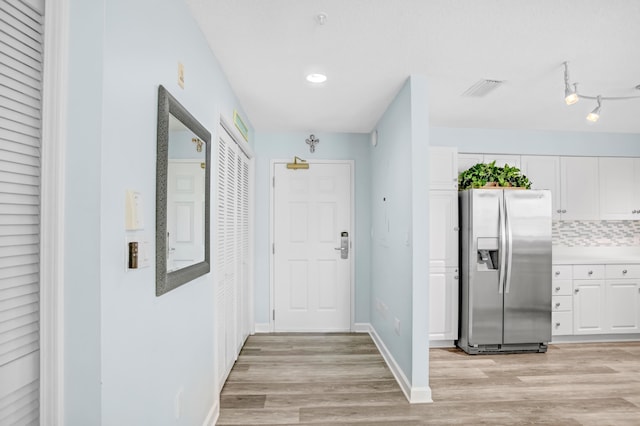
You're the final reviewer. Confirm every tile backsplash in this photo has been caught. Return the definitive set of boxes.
[553,221,640,247]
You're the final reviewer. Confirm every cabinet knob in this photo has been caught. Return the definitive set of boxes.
[555,322,561,328]
[454,276,459,280]
[555,302,561,308]
[554,271,560,276]
[556,209,562,213]
[575,288,580,293]
[588,270,593,275]
[623,269,628,274]
[562,209,567,213]
[633,210,638,214]
[555,286,561,291]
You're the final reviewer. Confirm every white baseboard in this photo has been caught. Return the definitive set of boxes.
[254,323,272,333]
[202,399,219,426]
[367,324,432,404]
[551,333,640,344]
[353,322,371,333]
[429,339,456,348]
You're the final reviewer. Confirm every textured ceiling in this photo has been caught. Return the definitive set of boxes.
[185,0,640,134]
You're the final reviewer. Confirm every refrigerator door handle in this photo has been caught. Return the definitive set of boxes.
[505,196,513,294]
[498,196,506,294]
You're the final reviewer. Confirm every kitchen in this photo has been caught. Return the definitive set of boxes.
[430,145,640,348]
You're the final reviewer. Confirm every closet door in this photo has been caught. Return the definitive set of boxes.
[0,1,44,424]
[214,124,253,389]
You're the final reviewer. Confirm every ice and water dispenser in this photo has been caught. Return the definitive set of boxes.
[477,237,499,271]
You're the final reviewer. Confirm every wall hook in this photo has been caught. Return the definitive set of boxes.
[306,134,319,153]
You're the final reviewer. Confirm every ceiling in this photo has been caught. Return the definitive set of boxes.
[185,0,640,134]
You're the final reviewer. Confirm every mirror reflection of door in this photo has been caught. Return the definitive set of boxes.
[167,114,206,272]
[167,160,205,272]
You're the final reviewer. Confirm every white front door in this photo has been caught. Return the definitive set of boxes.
[167,160,206,272]
[273,161,352,331]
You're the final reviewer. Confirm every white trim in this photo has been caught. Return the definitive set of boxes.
[368,324,433,404]
[353,323,371,333]
[551,334,640,344]
[269,159,356,332]
[254,323,272,333]
[201,400,219,426]
[429,340,456,348]
[40,0,69,424]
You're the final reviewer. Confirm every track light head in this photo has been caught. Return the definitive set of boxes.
[586,96,602,123]
[565,86,579,105]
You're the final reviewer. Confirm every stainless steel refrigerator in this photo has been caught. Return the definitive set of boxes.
[457,189,552,354]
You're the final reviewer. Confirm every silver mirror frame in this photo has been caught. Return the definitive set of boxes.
[156,85,211,296]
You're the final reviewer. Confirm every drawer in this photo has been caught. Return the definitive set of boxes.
[605,264,640,279]
[552,295,572,312]
[573,264,605,280]
[552,311,573,336]
[552,280,572,296]
[552,265,572,280]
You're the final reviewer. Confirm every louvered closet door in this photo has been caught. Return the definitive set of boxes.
[214,125,252,389]
[0,0,44,424]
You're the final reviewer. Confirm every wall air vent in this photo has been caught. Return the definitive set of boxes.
[462,79,504,97]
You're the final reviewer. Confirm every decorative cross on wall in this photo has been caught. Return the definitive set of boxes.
[306,134,320,153]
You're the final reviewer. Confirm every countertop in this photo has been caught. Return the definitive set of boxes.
[552,247,640,265]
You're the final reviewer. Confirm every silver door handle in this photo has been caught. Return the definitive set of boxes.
[336,231,349,259]
[498,197,506,294]
[504,197,513,294]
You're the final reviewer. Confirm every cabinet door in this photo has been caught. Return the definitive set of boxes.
[573,280,606,334]
[485,154,520,169]
[606,280,640,333]
[429,147,458,190]
[560,157,600,220]
[599,158,636,220]
[521,156,561,220]
[429,269,459,341]
[458,153,484,174]
[429,191,458,269]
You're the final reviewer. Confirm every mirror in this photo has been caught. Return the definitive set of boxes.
[156,85,211,296]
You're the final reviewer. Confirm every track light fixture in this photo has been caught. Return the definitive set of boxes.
[586,96,601,123]
[562,61,640,123]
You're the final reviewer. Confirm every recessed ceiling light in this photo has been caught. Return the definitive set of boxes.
[306,73,327,84]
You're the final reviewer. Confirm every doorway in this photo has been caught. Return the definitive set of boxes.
[271,160,354,331]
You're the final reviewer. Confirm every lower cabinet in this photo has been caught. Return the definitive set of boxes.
[552,263,640,338]
[429,268,459,341]
[573,279,607,334]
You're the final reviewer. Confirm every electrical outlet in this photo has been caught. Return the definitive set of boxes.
[394,318,401,335]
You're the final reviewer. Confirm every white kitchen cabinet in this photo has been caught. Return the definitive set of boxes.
[429,268,459,341]
[457,153,521,174]
[429,147,458,190]
[486,154,520,169]
[429,191,458,269]
[605,265,640,333]
[599,157,640,220]
[573,278,606,335]
[551,265,573,336]
[521,156,561,220]
[560,157,600,220]
[457,153,484,174]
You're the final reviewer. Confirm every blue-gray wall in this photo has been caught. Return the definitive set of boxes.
[253,132,371,325]
[369,76,430,392]
[64,0,253,423]
[431,127,640,156]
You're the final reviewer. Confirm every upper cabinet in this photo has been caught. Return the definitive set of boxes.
[521,156,561,220]
[458,153,520,174]
[429,147,458,190]
[599,157,640,220]
[560,157,600,220]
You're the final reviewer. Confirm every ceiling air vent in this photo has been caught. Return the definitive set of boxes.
[462,79,504,97]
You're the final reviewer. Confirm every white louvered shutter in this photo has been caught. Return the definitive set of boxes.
[214,135,227,390]
[0,0,44,424]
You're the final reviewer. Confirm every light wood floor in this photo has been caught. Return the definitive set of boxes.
[217,333,640,425]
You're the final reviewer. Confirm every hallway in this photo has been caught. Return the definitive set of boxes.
[217,334,640,425]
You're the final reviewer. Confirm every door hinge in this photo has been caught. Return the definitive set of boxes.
[272,243,275,254]
[272,309,275,320]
